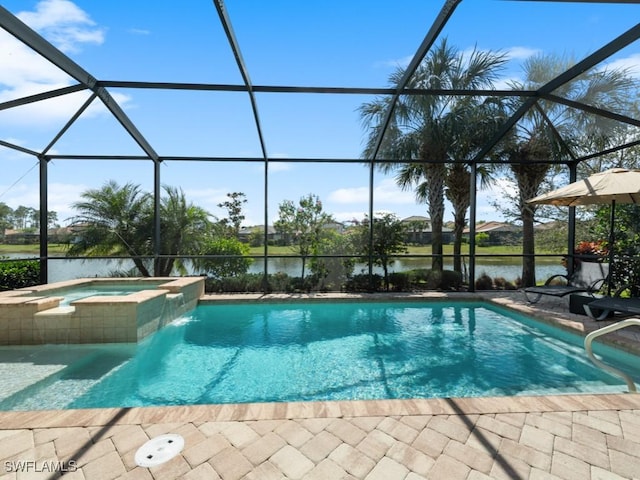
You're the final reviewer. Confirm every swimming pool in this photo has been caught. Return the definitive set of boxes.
[56,284,166,306]
[0,300,638,411]
[22,280,168,306]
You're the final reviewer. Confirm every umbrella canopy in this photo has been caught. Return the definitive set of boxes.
[527,168,640,206]
[527,168,640,295]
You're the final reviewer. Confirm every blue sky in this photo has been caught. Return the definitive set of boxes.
[0,0,638,227]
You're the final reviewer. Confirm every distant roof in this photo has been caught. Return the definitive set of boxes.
[535,221,565,230]
[401,216,430,223]
[464,221,520,234]
[239,225,276,235]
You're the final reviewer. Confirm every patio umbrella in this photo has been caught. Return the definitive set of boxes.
[527,168,640,294]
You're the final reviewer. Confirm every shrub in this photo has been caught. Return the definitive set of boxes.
[205,273,264,293]
[440,270,463,291]
[288,276,318,293]
[0,259,40,291]
[574,240,607,262]
[410,268,432,286]
[405,268,462,290]
[195,237,253,279]
[267,272,291,292]
[345,273,383,292]
[475,273,494,290]
[475,232,490,247]
[493,276,517,290]
[389,272,412,291]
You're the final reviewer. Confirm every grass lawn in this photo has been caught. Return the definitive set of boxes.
[1,243,561,266]
[251,244,553,256]
[0,244,67,255]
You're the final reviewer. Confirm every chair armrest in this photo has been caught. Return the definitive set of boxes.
[544,274,569,286]
[587,278,607,293]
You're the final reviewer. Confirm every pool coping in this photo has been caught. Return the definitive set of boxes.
[0,393,638,430]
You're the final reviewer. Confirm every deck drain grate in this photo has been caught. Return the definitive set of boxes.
[134,434,184,468]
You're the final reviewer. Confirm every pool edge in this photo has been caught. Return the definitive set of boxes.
[0,393,638,429]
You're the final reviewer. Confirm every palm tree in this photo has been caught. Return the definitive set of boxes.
[502,53,636,287]
[360,38,507,274]
[68,181,213,277]
[156,185,212,276]
[444,96,508,274]
[67,180,153,276]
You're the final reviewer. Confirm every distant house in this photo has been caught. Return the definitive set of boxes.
[3,229,38,245]
[323,221,345,234]
[238,225,280,245]
[401,216,453,244]
[3,227,76,245]
[463,221,522,246]
[48,227,74,244]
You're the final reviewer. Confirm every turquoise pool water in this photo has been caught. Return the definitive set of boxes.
[0,301,638,411]
[26,283,166,306]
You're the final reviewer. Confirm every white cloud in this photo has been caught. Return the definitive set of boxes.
[329,185,368,203]
[375,55,413,69]
[0,1,112,126]
[0,88,132,127]
[604,53,640,79]
[0,33,71,91]
[16,0,105,53]
[332,211,368,223]
[246,161,291,175]
[505,46,540,61]
[48,182,88,222]
[184,187,229,207]
[328,178,415,205]
[268,162,291,172]
[0,180,86,224]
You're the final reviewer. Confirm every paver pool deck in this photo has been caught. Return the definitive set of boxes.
[0,291,638,480]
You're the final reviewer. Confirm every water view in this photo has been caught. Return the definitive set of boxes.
[4,253,565,286]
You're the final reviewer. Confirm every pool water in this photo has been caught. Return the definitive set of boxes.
[46,284,165,306]
[0,301,638,411]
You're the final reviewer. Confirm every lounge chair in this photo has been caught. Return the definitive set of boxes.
[523,261,609,304]
[584,284,640,321]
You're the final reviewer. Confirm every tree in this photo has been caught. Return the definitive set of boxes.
[12,205,31,230]
[47,211,59,229]
[194,236,252,278]
[309,230,356,290]
[497,53,636,286]
[67,181,154,276]
[0,203,12,233]
[67,181,213,277]
[444,97,507,273]
[218,192,247,237]
[156,185,213,276]
[355,212,408,291]
[27,207,38,229]
[360,38,507,273]
[594,203,640,292]
[274,194,333,280]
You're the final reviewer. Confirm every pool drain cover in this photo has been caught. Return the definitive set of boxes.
[135,434,184,467]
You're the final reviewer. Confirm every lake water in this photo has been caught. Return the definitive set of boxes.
[3,253,565,285]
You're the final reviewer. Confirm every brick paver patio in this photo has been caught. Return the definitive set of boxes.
[0,292,638,479]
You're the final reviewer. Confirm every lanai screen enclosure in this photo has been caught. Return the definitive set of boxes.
[0,1,639,290]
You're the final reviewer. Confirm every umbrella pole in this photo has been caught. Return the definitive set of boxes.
[608,200,616,296]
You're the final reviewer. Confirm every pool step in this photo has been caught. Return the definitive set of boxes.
[35,306,76,316]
